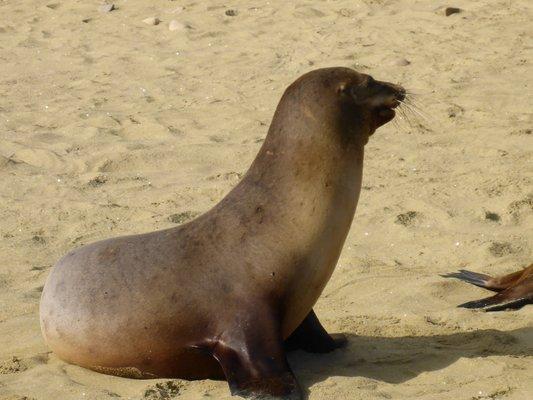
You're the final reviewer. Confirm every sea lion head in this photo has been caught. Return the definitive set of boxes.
[281,67,405,144]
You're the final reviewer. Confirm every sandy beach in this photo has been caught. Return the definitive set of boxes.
[0,0,532,399]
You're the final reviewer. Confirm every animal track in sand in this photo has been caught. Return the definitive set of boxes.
[205,171,242,181]
[0,356,28,374]
[488,241,522,257]
[508,195,532,224]
[143,381,185,399]
[168,211,201,224]
[0,352,51,374]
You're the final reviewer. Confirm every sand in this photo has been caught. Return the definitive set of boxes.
[0,0,532,399]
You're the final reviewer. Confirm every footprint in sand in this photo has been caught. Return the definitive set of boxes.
[508,195,533,223]
[143,381,184,400]
[0,356,28,374]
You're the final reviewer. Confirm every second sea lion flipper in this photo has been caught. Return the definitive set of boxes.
[457,293,505,309]
[458,280,533,311]
[441,269,498,291]
[485,297,530,312]
[212,316,302,400]
[284,309,347,354]
[484,278,533,311]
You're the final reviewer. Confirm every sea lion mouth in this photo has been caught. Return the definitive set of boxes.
[372,89,405,128]
[373,98,400,127]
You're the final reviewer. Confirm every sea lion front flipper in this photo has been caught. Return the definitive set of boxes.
[212,318,302,399]
[284,309,347,354]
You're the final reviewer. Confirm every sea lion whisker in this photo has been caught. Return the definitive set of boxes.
[397,105,416,130]
[400,101,433,126]
[401,96,439,130]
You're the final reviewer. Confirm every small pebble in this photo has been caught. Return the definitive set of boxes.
[168,6,184,14]
[98,3,115,13]
[169,20,185,31]
[485,211,501,222]
[142,17,160,26]
[434,6,462,16]
[445,7,461,16]
[394,58,411,66]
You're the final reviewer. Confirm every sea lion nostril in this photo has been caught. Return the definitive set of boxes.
[397,89,406,101]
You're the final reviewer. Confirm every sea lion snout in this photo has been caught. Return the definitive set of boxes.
[362,80,405,128]
[342,75,405,130]
[366,80,405,108]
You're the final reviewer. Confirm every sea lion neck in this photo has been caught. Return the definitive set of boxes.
[242,87,367,194]
[215,93,365,249]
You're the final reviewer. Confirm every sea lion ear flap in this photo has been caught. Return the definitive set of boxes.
[336,83,349,95]
[337,83,358,101]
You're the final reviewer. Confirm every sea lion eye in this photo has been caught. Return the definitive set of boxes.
[350,86,359,101]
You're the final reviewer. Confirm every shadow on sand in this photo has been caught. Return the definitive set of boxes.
[288,328,532,387]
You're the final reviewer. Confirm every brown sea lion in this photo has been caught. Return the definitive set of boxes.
[443,263,533,311]
[40,67,405,399]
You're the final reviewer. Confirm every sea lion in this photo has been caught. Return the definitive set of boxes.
[443,263,533,311]
[40,67,405,399]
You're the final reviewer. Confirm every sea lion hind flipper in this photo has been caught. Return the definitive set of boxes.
[485,297,530,312]
[484,280,533,311]
[212,321,302,399]
[441,270,498,291]
[458,282,532,311]
[284,309,347,353]
[457,293,505,309]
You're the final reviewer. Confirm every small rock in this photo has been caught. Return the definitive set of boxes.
[98,3,115,13]
[168,20,185,31]
[225,9,238,17]
[143,17,160,26]
[168,6,184,14]
[445,7,461,16]
[82,18,91,23]
[485,211,501,222]
[394,58,410,66]
[434,6,462,16]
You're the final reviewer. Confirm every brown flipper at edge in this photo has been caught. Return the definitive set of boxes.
[441,270,499,291]
[458,277,533,311]
[285,309,347,353]
[211,314,302,400]
[442,264,533,292]
[485,297,530,312]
